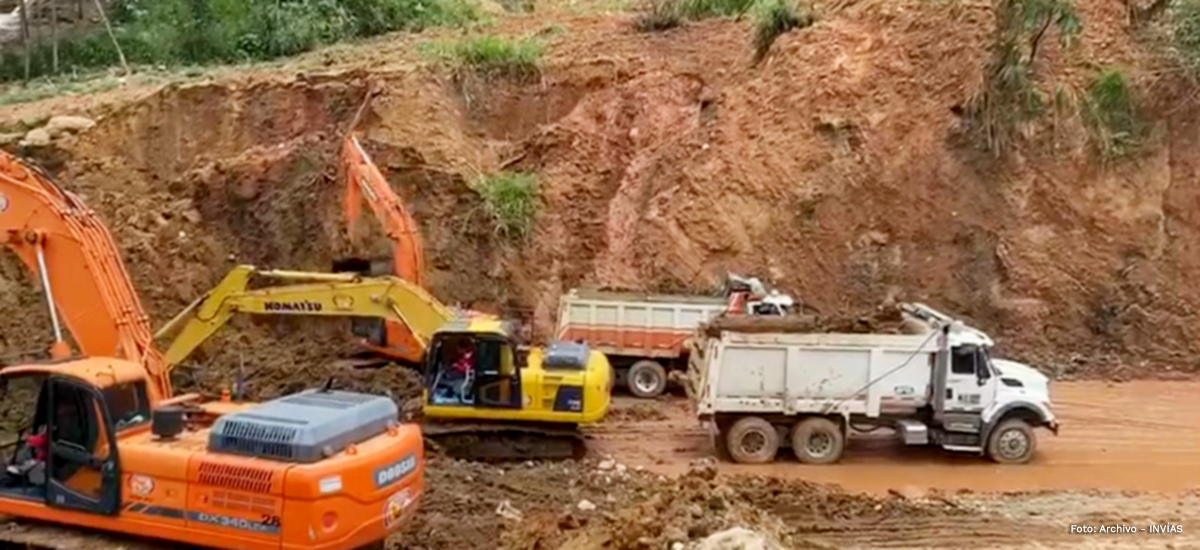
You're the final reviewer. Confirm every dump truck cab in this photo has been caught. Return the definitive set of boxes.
[0,358,424,550]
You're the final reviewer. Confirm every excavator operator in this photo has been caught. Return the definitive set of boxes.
[6,426,47,486]
[433,342,477,405]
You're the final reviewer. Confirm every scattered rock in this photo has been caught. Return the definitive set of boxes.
[688,457,718,481]
[0,132,23,146]
[19,115,49,129]
[496,500,523,522]
[45,115,96,136]
[697,527,778,550]
[598,458,617,471]
[663,525,687,543]
[20,128,52,148]
[577,499,597,512]
[557,511,582,530]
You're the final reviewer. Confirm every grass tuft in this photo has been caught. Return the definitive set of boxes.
[681,0,755,17]
[1081,68,1145,161]
[634,0,684,32]
[965,0,1082,154]
[475,172,540,240]
[1170,0,1200,78]
[751,0,812,63]
[421,36,542,77]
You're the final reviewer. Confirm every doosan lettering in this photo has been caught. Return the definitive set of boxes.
[374,455,417,488]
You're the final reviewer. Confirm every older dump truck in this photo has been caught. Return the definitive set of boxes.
[688,304,1058,465]
[556,276,794,398]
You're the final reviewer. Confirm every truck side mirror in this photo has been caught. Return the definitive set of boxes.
[976,363,991,385]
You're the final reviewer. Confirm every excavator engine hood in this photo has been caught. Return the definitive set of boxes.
[208,390,398,463]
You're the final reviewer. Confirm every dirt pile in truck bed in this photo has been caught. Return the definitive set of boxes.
[699,307,915,337]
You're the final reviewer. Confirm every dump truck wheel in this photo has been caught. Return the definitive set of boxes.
[791,417,845,464]
[725,416,779,464]
[627,360,667,398]
[987,419,1036,464]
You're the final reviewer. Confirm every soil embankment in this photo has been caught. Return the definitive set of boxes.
[1,0,1197,388]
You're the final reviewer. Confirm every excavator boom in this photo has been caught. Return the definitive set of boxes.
[157,265,455,366]
[343,135,425,286]
[0,152,169,398]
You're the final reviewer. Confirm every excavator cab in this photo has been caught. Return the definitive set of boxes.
[424,330,521,410]
[0,367,125,516]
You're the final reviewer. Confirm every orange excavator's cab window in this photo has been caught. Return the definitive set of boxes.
[101,381,149,431]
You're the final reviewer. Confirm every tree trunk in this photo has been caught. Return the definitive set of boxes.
[19,0,31,80]
[92,0,129,76]
[52,0,60,74]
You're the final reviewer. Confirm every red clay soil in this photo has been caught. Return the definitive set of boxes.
[0,0,1197,395]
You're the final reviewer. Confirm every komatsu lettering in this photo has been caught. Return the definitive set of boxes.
[263,300,322,312]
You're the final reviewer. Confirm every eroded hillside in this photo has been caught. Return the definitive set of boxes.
[1,0,1197,393]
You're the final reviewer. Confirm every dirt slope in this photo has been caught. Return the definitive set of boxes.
[0,0,1197,391]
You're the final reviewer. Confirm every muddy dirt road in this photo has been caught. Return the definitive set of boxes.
[591,380,1200,495]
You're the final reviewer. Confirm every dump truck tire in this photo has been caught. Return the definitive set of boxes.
[627,360,667,398]
[987,418,1036,464]
[725,416,779,464]
[790,417,845,464]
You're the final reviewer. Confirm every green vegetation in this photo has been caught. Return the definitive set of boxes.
[420,36,542,77]
[475,172,540,241]
[0,76,122,106]
[751,0,812,63]
[1081,68,1145,160]
[1171,0,1200,78]
[967,0,1082,154]
[0,0,478,82]
[682,0,756,18]
[633,0,759,31]
[634,0,684,32]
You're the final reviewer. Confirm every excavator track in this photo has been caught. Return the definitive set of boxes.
[422,421,587,462]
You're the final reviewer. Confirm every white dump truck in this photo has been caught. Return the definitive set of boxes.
[688,303,1058,464]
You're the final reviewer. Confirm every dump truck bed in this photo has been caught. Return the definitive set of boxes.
[690,330,940,418]
[556,289,727,359]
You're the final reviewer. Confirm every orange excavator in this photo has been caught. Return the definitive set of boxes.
[0,151,423,550]
[339,135,432,364]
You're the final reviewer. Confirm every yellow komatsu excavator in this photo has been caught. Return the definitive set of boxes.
[156,266,613,461]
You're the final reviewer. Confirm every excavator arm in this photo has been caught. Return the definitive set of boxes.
[343,135,425,286]
[0,151,169,398]
[156,265,455,367]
